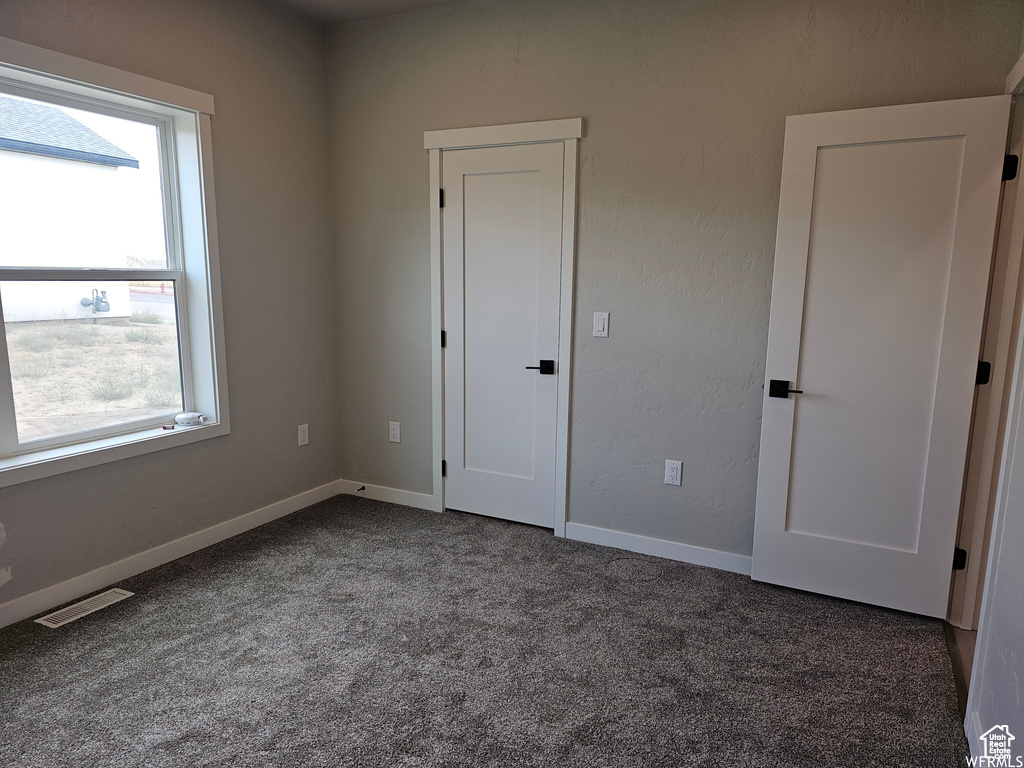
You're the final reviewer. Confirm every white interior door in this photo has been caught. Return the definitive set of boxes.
[752,95,1010,618]
[442,142,565,528]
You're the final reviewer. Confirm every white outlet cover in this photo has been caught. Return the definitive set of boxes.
[389,421,400,443]
[664,459,682,486]
[298,423,309,446]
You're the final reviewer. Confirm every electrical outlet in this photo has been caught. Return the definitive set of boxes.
[298,423,309,447]
[664,459,682,486]
[389,421,400,443]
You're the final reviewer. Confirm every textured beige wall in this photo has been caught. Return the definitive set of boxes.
[0,0,339,602]
[327,0,1023,554]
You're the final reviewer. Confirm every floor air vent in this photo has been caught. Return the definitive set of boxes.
[35,588,134,628]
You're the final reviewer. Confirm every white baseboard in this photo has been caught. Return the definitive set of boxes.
[565,522,752,576]
[338,479,441,513]
[0,479,345,629]
[0,479,748,628]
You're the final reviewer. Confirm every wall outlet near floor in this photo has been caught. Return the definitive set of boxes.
[389,421,401,443]
[664,459,682,486]
[297,423,309,446]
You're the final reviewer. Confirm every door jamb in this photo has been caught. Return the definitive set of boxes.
[424,118,583,536]
[949,62,1024,628]
[964,60,1024,752]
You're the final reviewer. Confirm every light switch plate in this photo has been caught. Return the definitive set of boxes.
[593,311,609,338]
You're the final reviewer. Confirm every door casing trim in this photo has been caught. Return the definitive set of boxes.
[949,58,1024,630]
[426,119,582,535]
[424,118,582,150]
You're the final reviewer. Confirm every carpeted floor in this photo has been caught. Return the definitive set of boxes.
[0,495,968,767]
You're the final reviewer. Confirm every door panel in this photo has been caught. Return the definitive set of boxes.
[443,142,564,527]
[752,96,1010,617]
[463,170,541,478]
[788,136,964,551]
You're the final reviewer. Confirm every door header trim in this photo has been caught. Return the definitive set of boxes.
[424,118,583,150]
[1006,49,1024,94]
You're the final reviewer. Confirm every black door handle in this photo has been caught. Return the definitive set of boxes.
[525,360,555,375]
[768,379,803,398]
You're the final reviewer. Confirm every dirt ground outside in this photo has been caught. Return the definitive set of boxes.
[4,310,182,444]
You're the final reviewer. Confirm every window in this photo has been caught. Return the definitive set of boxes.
[0,37,228,486]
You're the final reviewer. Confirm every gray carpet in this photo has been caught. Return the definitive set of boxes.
[0,495,968,767]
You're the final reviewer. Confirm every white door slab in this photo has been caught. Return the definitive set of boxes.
[752,95,1010,618]
[442,142,565,527]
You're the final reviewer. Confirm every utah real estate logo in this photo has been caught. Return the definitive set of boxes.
[969,725,1021,767]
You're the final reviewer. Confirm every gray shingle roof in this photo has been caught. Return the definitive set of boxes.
[0,96,139,169]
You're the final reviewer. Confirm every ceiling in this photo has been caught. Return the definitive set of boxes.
[275,0,469,23]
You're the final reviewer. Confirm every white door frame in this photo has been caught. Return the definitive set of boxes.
[424,118,582,535]
[964,57,1024,743]
[949,60,1024,629]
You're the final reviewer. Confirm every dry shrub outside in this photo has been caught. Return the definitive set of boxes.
[5,316,182,442]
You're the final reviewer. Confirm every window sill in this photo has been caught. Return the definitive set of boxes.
[0,420,229,489]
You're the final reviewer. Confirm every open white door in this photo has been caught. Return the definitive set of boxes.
[752,96,1010,618]
[441,141,565,528]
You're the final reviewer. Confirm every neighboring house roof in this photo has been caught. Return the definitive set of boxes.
[0,95,139,169]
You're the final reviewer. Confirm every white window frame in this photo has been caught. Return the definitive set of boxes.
[0,36,229,487]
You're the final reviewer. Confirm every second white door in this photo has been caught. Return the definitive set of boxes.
[752,95,1010,617]
[442,141,565,528]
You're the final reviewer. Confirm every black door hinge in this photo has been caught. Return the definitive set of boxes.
[441,330,447,348]
[439,189,445,208]
[977,361,992,386]
[441,460,447,477]
[953,548,968,571]
[1004,155,1019,182]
